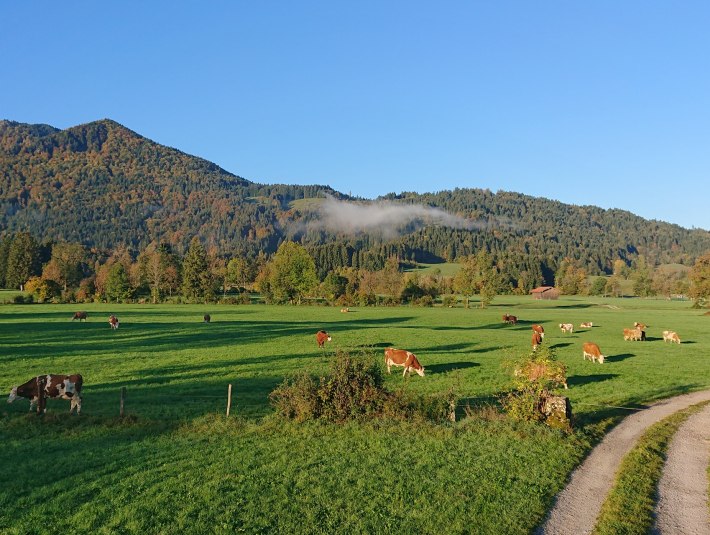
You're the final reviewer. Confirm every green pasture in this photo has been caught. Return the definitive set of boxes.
[0,297,708,534]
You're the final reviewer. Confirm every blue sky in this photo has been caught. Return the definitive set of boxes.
[2,2,709,230]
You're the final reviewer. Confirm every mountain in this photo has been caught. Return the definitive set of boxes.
[1,119,709,279]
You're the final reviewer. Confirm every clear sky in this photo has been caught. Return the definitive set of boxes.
[2,1,709,230]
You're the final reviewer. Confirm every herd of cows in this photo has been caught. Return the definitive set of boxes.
[6,308,684,415]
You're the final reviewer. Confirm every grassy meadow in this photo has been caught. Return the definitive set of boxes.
[1,296,708,534]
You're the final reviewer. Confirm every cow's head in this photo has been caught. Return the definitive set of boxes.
[7,386,18,403]
[598,355,605,364]
[415,366,425,377]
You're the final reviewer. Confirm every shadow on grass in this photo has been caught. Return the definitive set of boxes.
[549,343,573,349]
[567,374,619,387]
[608,353,635,362]
[426,362,480,374]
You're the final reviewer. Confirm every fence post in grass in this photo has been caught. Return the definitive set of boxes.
[120,386,126,417]
[226,383,233,417]
[448,399,456,423]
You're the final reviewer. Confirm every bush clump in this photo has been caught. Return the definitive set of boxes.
[270,351,457,423]
[500,346,571,430]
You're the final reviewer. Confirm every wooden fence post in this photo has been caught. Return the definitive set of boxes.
[226,383,233,416]
[120,387,126,417]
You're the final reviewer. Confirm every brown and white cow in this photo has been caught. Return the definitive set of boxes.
[582,342,605,364]
[340,307,350,313]
[503,314,518,325]
[72,311,88,321]
[623,328,643,341]
[316,330,332,348]
[532,324,545,339]
[580,322,593,328]
[109,315,119,329]
[384,348,425,377]
[662,330,681,344]
[531,331,543,350]
[559,323,574,333]
[7,374,83,414]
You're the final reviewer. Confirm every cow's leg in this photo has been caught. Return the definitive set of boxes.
[403,367,409,377]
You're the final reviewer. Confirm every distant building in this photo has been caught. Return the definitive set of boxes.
[530,286,559,300]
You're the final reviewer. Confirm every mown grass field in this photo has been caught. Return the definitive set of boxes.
[1,296,708,534]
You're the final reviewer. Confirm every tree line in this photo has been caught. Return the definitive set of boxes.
[1,232,709,307]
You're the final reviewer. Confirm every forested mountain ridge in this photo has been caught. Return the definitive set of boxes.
[1,119,708,281]
[0,119,339,255]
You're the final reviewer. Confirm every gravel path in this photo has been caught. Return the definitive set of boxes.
[651,403,710,535]
[536,390,710,535]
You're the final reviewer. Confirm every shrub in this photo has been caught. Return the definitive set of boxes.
[270,351,457,423]
[417,295,434,307]
[500,346,571,430]
[441,294,457,307]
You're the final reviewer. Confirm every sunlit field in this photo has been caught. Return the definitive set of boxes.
[1,296,707,534]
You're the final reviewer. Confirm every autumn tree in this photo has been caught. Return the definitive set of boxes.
[453,251,503,307]
[689,251,710,304]
[44,242,87,291]
[555,258,588,295]
[226,257,256,292]
[264,241,318,304]
[630,255,654,297]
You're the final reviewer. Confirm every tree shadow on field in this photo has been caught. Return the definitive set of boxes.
[426,342,477,353]
[608,353,635,362]
[567,374,618,387]
[0,315,418,361]
[549,343,573,349]
[426,362,479,374]
[356,342,396,349]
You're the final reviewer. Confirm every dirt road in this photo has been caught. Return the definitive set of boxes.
[536,390,710,535]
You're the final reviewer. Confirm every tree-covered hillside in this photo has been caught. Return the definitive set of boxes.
[1,119,708,281]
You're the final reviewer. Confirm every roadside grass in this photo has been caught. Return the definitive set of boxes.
[592,401,710,535]
[0,296,708,533]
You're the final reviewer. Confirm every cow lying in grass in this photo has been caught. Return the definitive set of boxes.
[7,374,83,414]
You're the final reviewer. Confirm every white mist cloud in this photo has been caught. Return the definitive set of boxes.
[309,195,487,237]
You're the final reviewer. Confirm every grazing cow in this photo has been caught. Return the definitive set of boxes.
[662,330,681,344]
[109,315,119,330]
[384,348,425,377]
[7,374,83,414]
[623,328,643,341]
[559,323,574,333]
[532,324,545,339]
[203,314,211,323]
[580,322,593,328]
[315,330,332,348]
[503,314,518,325]
[340,308,349,313]
[582,342,605,364]
[72,311,88,321]
[531,331,543,350]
